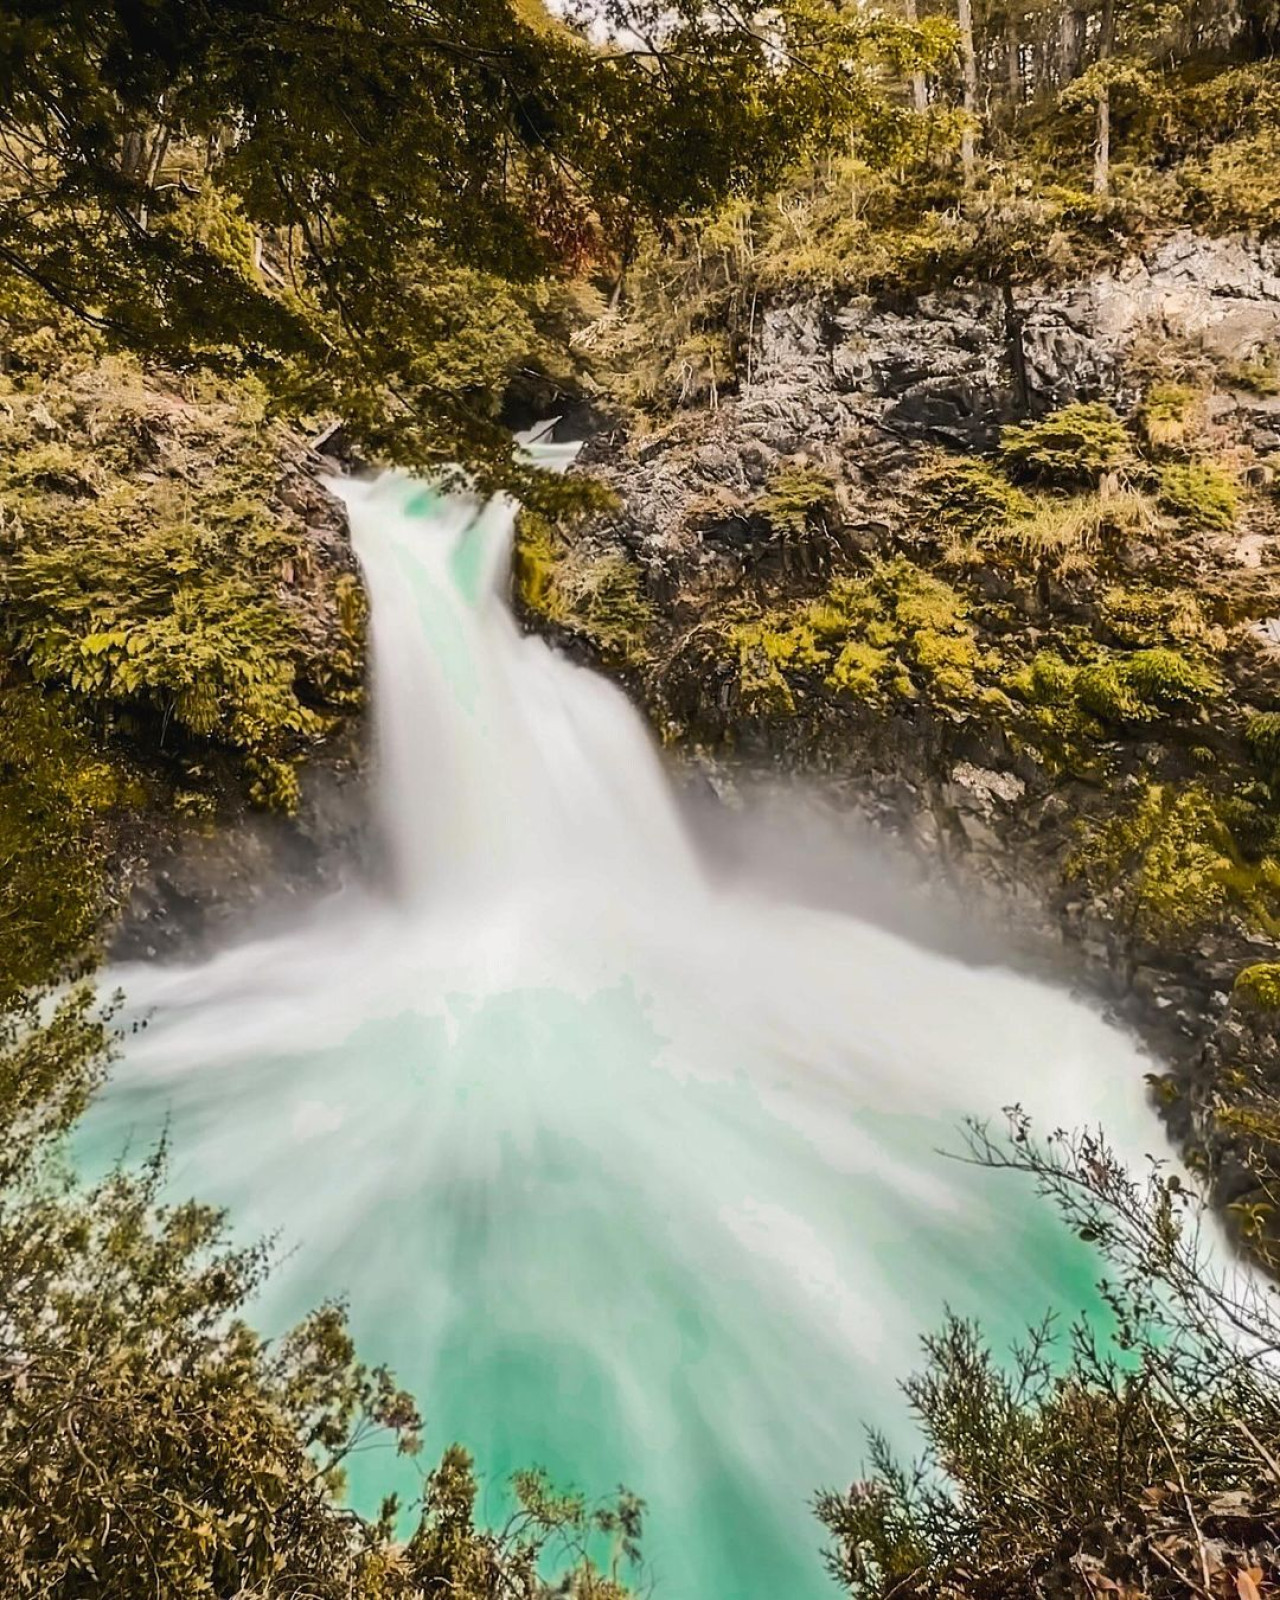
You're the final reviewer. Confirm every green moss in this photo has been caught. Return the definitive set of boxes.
[513,509,654,666]
[825,639,893,699]
[1123,648,1220,712]
[724,558,980,714]
[1070,783,1280,943]
[1235,963,1280,1011]
[1000,403,1133,488]
[1011,644,1217,729]
[1157,459,1240,531]
[1100,585,1209,647]
[755,462,836,538]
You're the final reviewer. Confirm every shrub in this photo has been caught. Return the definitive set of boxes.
[1235,963,1280,1010]
[0,689,120,1002]
[914,455,1033,552]
[1246,711,1280,777]
[1157,459,1240,531]
[999,402,1133,488]
[820,1115,1280,1600]
[1138,382,1202,451]
[756,462,837,538]
[0,359,360,814]
[0,990,645,1600]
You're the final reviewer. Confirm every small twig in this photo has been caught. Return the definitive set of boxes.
[1144,1396,1214,1596]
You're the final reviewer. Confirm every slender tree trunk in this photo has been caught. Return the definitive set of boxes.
[1059,7,1085,87]
[1093,0,1116,196]
[957,0,979,184]
[1007,17,1021,106]
[905,0,929,112]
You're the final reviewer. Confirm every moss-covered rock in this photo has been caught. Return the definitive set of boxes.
[1235,963,1280,1011]
[513,507,653,666]
[1157,459,1240,531]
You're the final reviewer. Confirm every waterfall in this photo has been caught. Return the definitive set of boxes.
[81,459,1158,1599]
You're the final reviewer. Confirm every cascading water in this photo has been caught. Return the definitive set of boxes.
[81,453,1160,1598]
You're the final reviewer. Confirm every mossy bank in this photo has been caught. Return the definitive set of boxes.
[0,297,368,995]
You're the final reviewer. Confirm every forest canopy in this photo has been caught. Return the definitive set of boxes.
[0,0,939,490]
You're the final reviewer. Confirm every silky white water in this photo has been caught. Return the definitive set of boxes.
[82,459,1161,1597]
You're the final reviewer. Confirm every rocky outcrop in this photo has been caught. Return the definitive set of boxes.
[747,230,1280,449]
[557,229,1280,1190]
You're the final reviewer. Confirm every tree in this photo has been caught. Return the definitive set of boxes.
[0,0,898,495]
[0,985,645,1596]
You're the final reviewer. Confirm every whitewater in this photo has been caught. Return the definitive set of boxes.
[80,446,1159,1598]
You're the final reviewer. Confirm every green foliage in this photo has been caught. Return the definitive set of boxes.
[820,1115,1280,1598]
[1157,459,1240,530]
[513,509,653,666]
[0,688,124,1004]
[0,351,359,813]
[0,0,936,487]
[999,403,1133,489]
[0,987,645,1598]
[1069,782,1280,941]
[1234,962,1280,1010]
[913,454,1033,552]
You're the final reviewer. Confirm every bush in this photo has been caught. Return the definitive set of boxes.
[999,403,1133,488]
[0,357,362,814]
[1157,459,1240,531]
[1138,382,1202,451]
[1235,962,1280,1010]
[819,1115,1280,1600]
[0,989,644,1599]
[914,455,1033,551]
[0,689,121,1003]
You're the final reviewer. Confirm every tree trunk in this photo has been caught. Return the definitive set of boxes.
[1093,0,1116,196]
[905,0,929,112]
[1059,7,1085,87]
[1007,20,1021,107]
[957,0,979,184]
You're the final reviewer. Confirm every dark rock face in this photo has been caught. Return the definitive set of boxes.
[744,231,1280,449]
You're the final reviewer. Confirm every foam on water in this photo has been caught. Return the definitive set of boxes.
[81,457,1160,1598]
